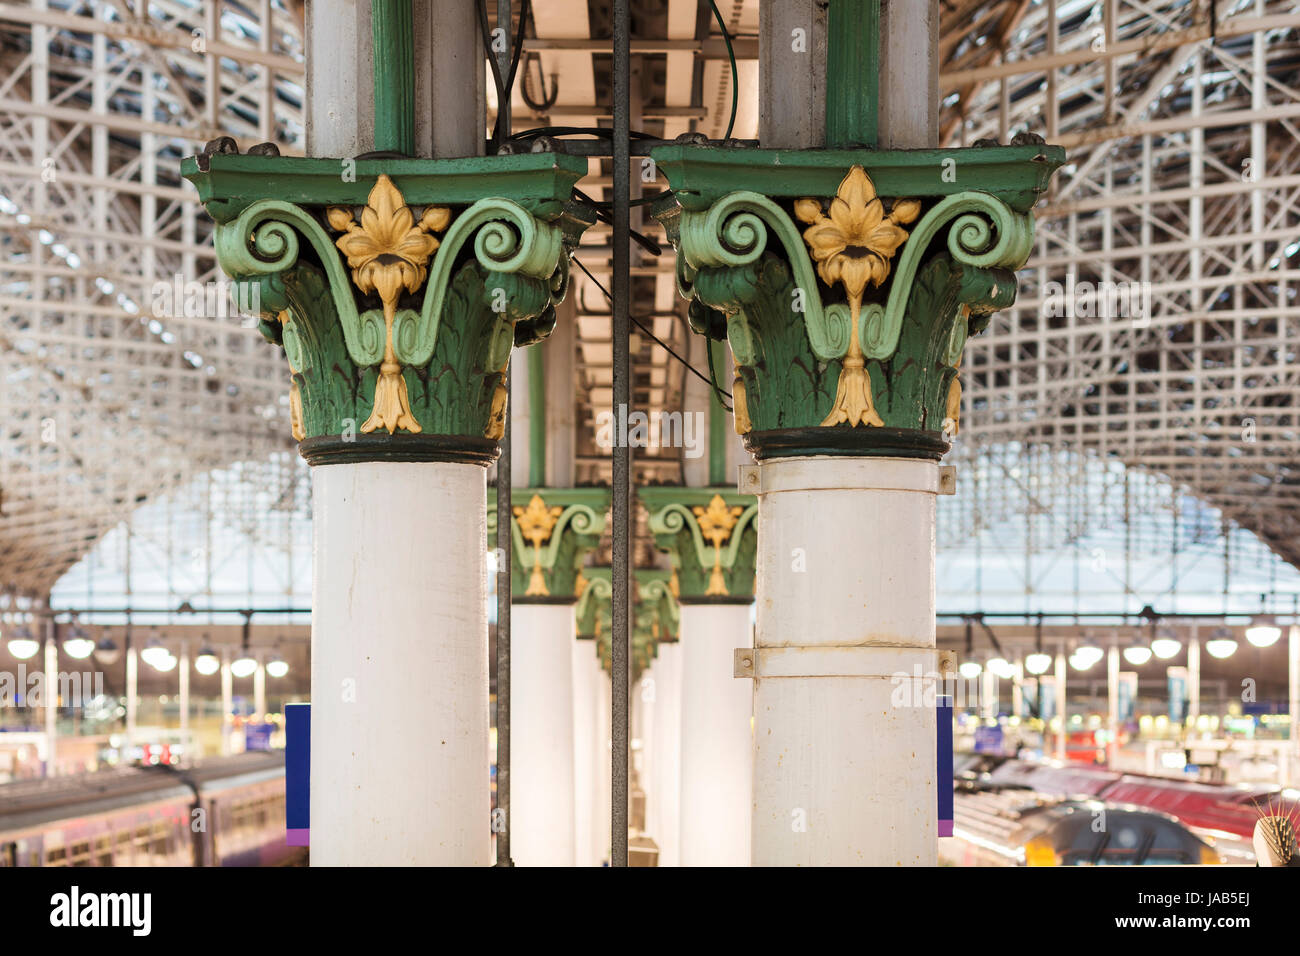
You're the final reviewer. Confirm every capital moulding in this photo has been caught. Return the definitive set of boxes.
[639,486,757,602]
[486,487,610,601]
[577,568,680,677]
[650,142,1064,461]
[181,149,594,464]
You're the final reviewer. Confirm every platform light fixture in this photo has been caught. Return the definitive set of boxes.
[1024,651,1052,675]
[1071,640,1104,670]
[62,625,95,660]
[6,625,39,660]
[1245,617,1282,648]
[231,654,258,678]
[1122,642,1153,666]
[140,636,172,670]
[1151,628,1182,660]
[266,655,289,679]
[958,660,982,680]
[93,632,121,665]
[194,639,221,676]
[1205,628,1239,660]
[986,657,1016,679]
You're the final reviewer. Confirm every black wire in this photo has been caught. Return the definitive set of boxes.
[571,188,663,257]
[477,0,531,150]
[509,126,662,141]
[571,256,733,408]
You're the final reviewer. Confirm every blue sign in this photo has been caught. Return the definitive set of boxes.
[937,695,954,838]
[974,724,1005,754]
[244,722,274,752]
[286,703,309,846]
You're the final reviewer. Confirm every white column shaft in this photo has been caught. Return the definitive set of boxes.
[511,602,576,866]
[219,649,231,757]
[595,666,612,865]
[179,642,190,749]
[254,661,266,720]
[650,640,683,866]
[311,461,489,866]
[679,602,753,866]
[127,645,139,752]
[1289,626,1300,784]
[1055,649,1067,762]
[751,457,937,866]
[571,638,599,865]
[44,633,57,777]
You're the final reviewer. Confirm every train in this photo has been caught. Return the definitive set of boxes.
[0,752,301,867]
[951,753,1299,864]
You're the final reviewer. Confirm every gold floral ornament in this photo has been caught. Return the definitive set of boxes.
[693,494,743,596]
[796,166,921,428]
[513,494,563,596]
[277,310,306,442]
[327,175,451,434]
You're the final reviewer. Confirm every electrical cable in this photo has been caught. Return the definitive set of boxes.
[571,256,733,409]
[705,0,738,140]
[509,125,662,142]
[477,0,531,150]
[572,188,663,257]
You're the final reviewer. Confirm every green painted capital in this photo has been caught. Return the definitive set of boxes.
[181,151,594,463]
[486,487,609,602]
[579,569,680,679]
[639,487,757,602]
[650,144,1064,460]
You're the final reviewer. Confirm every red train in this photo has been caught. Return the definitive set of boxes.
[969,755,1298,863]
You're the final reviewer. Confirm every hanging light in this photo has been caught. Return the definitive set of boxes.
[140,637,172,670]
[958,660,982,680]
[1151,628,1182,660]
[1123,642,1153,666]
[231,654,258,678]
[1069,650,1099,671]
[1245,617,1282,648]
[986,657,1016,679]
[266,655,289,679]
[1205,628,1238,660]
[62,625,95,660]
[93,632,121,666]
[153,651,178,672]
[1024,651,1052,675]
[7,626,39,660]
[194,639,220,676]
[1072,640,1104,670]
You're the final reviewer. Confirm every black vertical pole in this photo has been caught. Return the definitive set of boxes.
[494,0,514,869]
[610,0,631,868]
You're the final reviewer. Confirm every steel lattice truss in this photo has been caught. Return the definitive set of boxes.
[2,0,1300,603]
[944,0,1300,573]
[0,0,305,598]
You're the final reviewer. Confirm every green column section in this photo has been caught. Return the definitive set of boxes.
[708,339,727,487]
[825,0,880,149]
[372,0,415,155]
[528,344,546,487]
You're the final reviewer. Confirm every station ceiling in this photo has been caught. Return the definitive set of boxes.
[1,0,1299,599]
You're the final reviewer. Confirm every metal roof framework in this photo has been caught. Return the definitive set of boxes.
[1,0,1299,612]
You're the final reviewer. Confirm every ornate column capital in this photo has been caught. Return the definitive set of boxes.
[577,569,680,678]
[182,148,594,465]
[640,487,757,603]
[650,142,1064,460]
[486,488,609,603]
